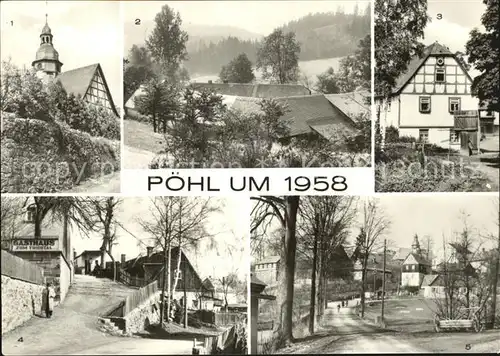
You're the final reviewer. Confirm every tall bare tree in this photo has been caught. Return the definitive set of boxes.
[357,198,391,317]
[1,196,24,244]
[138,197,218,325]
[83,197,123,280]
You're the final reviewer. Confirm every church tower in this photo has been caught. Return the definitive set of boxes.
[32,15,63,78]
[412,234,421,255]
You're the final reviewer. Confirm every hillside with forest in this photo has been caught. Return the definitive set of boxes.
[186,10,370,75]
[124,8,370,77]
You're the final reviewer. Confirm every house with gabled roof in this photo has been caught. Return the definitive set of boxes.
[376,41,480,150]
[32,17,118,117]
[401,235,432,288]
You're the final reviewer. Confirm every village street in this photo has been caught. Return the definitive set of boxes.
[64,172,121,194]
[278,302,500,354]
[1,275,194,355]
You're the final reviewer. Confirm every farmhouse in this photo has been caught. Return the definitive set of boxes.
[377,41,481,150]
[32,17,118,116]
[121,246,211,310]
[3,198,74,303]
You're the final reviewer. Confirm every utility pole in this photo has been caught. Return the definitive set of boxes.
[381,239,387,322]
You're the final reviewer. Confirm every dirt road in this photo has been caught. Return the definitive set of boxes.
[279,303,426,354]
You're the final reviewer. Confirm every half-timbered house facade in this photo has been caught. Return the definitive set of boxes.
[377,42,479,148]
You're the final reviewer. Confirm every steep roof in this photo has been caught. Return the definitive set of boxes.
[57,63,118,116]
[421,274,439,287]
[390,41,471,95]
[403,252,432,266]
[324,90,370,121]
[190,82,311,98]
[392,248,411,261]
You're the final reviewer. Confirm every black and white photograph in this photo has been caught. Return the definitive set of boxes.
[1,196,248,355]
[0,1,122,193]
[250,195,500,354]
[374,0,500,192]
[123,1,371,169]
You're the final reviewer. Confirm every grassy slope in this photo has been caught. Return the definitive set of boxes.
[123,119,164,153]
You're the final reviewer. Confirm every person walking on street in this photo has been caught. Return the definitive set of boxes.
[45,283,55,318]
[337,303,341,313]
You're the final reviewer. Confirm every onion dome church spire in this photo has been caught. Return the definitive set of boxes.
[32,13,63,77]
[412,234,421,255]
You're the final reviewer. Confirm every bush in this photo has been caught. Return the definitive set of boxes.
[1,117,120,193]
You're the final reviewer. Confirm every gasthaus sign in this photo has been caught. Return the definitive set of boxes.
[11,236,60,251]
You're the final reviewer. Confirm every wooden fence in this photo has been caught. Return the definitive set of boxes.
[124,280,158,315]
[214,312,244,326]
[118,268,147,287]
[1,250,45,285]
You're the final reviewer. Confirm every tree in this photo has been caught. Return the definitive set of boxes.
[84,197,123,280]
[298,196,357,334]
[123,45,155,103]
[1,62,50,121]
[219,53,255,83]
[146,4,189,75]
[465,0,499,112]
[316,67,340,94]
[357,198,391,317]
[375,0,429,135]
[250,196,300,346]
[134,76,179,133]
[257,29,301,84]
[0,197,24,245]
[138,197,218,325]
[219,273,239,310]
[162,88,226,166]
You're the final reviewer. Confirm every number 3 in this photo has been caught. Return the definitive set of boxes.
[437,13,442,20]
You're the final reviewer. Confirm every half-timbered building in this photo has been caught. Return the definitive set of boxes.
[32,18,118,116]
[377,41,479,149]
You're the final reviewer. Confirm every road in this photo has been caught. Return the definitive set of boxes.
[63,171,121,193]
[279,303,427,354]
[2,275,141,355]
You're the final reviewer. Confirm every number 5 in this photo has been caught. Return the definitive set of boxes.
[465,344,471,350]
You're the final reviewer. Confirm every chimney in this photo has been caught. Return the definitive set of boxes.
[146,247,153,258]
[121,254,126,264]
[208,80,213,84]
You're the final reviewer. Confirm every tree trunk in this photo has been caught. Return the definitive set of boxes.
[105,249,116,281]
[309,228,318,334]
[183,257,187,328]
[166,240,172,323]
[360,259,367,318]
[34,217,42,238]
[317,250,323,317]
[490,236,500,328]
[282,196,300,345]
[172,240,182,296]
[160,237,167,325]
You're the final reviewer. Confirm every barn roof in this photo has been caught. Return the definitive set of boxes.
[324,90,370,121]
[230,94,357,139]
[421,274,439,287]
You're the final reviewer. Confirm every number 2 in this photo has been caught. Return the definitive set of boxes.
[135,18,141,25]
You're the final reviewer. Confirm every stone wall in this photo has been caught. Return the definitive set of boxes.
[1,275,45,334]
[123,291,161,334]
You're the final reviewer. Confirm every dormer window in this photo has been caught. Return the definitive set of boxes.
[26,205,36,223]
[435,68,445,83]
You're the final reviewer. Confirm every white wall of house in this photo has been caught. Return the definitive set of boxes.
[422,285,446,299]
[379,53,481,148]
[401,272,423,287]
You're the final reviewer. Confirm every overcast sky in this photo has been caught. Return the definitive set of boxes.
[72,197,249,282]
[253,195,498,264]
[124,1,370,35]
[0,1,122,109]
